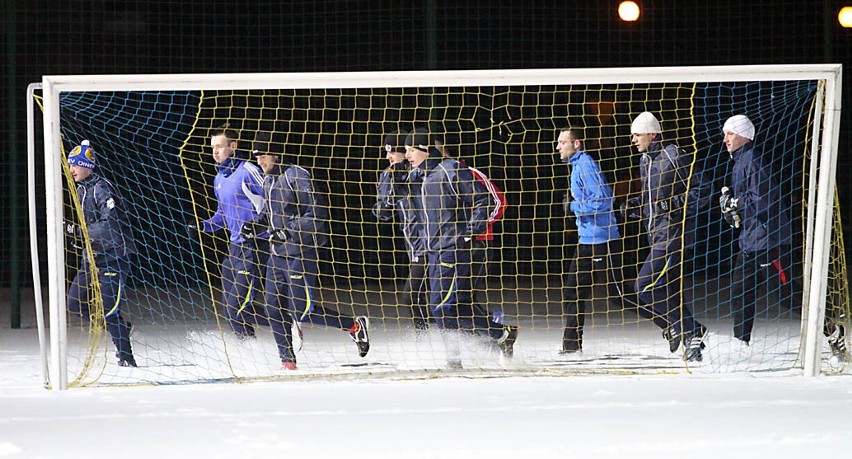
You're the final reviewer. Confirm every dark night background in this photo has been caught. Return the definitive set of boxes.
[1,1,850,326]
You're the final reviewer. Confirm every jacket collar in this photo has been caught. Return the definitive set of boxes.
[730,141,753,161]
[216,150,251,176]
[567,149,587,165]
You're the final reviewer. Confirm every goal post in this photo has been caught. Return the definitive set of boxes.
[36,64,844,389]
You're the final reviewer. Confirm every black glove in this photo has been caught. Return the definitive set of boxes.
[269,227,290,243]
[719,187,741,228]
[562,192,572,215]
[239,221,262,240]
[186,222,199,236]
[456,235,476,249]
[621,197,642,220]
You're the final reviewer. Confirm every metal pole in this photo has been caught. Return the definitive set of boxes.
[425,0,437,70]
[27,83,49,388]
[7,0,21,329]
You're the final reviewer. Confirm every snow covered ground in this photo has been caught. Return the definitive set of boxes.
[2,323,852,459]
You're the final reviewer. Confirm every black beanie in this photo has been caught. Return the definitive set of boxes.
[405,128,440,155]
[382,131,408,154]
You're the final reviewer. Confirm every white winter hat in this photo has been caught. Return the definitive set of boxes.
[723,115,755,140]
[630,112,662,134]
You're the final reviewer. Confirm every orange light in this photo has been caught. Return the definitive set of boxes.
[618,1,641,22]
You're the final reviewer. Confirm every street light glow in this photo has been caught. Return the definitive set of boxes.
[839,6,852,28]
[619,1,641,22]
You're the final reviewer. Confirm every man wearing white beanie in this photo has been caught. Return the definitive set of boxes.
[720,114,797,347]
[624,112,709,362]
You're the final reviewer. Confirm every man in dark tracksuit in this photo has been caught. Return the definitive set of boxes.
[242,142,369,369]
[405,128,518,368]
[193,124,267,340]
[65,140,137,367]
[720,115,792,345]
[372,131,429,331]
[629,112,707,362]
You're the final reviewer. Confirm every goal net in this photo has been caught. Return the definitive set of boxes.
[35,66,846,388]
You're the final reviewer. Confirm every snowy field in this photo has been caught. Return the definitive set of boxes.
[3,317,852,458]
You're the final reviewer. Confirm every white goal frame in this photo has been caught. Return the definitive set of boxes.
[35,64,842,389]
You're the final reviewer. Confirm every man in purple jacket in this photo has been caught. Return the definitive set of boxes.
[190,124,266,339]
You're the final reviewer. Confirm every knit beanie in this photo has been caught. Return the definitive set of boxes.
[630,112,662,134]
[723,115,755,140]
[67,140,96,169]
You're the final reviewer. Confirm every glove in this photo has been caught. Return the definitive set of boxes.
[388,161,408,182]
[186,222,199,236]
[457,235,475,248]
[269,227,290,243]
[621,197,642,220]
[562,192,571,215]
[64,220,81,238]
[239,221,262,240]
[655,198,672,214]
[719,187,741,228]
[64,220,83,249]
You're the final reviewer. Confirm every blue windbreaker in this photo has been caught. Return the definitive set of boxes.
[567,150,620,244]
[201,154,265,244]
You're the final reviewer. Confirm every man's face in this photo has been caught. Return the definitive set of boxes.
[211,134,236,164]
[405,146,428,168]
[631,133,655,153]
[723,130,750,153]
[385,150,406,165]
[256,154,278,174]
[70,164,92,182]
[556,131,579,161]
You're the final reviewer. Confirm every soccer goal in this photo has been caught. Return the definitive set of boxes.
[32,65,846,389]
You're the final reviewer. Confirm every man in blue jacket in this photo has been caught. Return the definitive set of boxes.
[629,112,708,362]
[191,124,266,340]
[557,127,626,354]
[405,128,518,368]
[372,131,430,331]
[65,140,137,367]
[240,137,369,369]
[719,115,793,346]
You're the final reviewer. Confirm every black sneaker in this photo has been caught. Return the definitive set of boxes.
[118,355,137,367]
[683,324,708,363]
[413,317,429,331]
[236,330,257,341]
[349,316,370,358]
[828,323,850,361]
[497,325,519,358]
[662,326,681,353]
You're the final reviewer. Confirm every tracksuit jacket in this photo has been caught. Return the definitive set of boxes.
[373,162,425,260]
[75,173,136,258]
[638,141,702,248]
[411,156,492,252]
[262,164,329,257]
[729,142,792,253]
[201,153,265,243]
